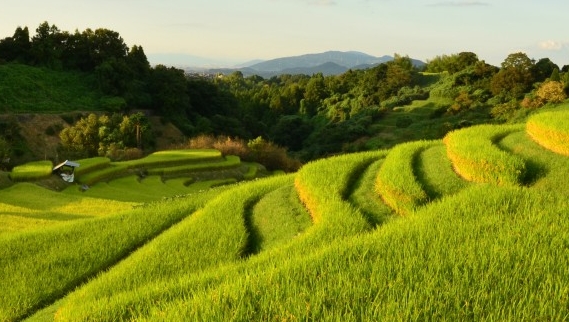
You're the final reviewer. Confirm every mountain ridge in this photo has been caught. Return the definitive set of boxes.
[188,51,425,77]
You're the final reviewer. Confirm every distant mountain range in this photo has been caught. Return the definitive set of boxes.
[178,51,425,77]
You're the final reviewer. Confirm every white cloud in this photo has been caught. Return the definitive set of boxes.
[539,40,565,51]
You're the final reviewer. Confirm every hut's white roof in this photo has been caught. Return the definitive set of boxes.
[52,160,80,171]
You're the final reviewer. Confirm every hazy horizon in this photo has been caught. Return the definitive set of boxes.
[2,1,569,68]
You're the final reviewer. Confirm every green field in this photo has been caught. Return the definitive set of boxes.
[2,109,569,320]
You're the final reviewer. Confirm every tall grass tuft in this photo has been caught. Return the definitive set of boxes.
[443,124,526,185]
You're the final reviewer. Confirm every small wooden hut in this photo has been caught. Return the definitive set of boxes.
[52,160,80,182]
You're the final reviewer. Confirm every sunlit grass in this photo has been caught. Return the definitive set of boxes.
[75,164,128,185]
[526,109,569,156]
[375,140,436,215]
[6,119,569,321]
[117,149,222,169]
[497,130,569,196]
[9,160,53,181]
[250,182,312,252]
[444,124,526,185]
[52,176,289,320]
[147,155,241,176]
[73,157,110,177]
[415,142,470,199]
[0,183,135,229]
[0,187,224,322]
[74,150,225,185]
[83,184,569,321]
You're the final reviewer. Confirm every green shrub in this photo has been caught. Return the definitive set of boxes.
[247,136,302,172]
[490,99,520,121]
[395,115,413,128]
[187,135,302,172]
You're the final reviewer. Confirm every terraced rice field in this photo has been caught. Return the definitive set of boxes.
[2,108,569,321]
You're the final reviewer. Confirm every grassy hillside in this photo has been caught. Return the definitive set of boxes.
[0,63,104,113]
[1,105,569,320]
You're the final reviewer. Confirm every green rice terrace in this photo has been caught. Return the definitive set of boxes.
[2,107,569,321]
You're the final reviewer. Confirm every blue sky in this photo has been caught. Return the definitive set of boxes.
[1,0,568,67]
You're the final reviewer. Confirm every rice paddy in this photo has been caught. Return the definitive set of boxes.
[2,109,569,321]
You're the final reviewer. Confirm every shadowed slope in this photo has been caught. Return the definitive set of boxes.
[348,155,393,227]
[414,142,470,200]
[375,140,436,215]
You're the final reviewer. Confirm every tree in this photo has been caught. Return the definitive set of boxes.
[60,113,152,158]
[533,58,559,83]
[550,68,561,82]
[0,26,31,63]
[60,113,100,156]
[457,52,479,70]
[270,115,312,151]
[31,22,65,68]
[95,58,130,95]
[119,112,150,149]
[491,52,535,99]
[303,73,328,116]
[127,45,150,78]
[148,65,191,118]
[380,61,413,100]
[501,52,534,71]
[425,52,478,74]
